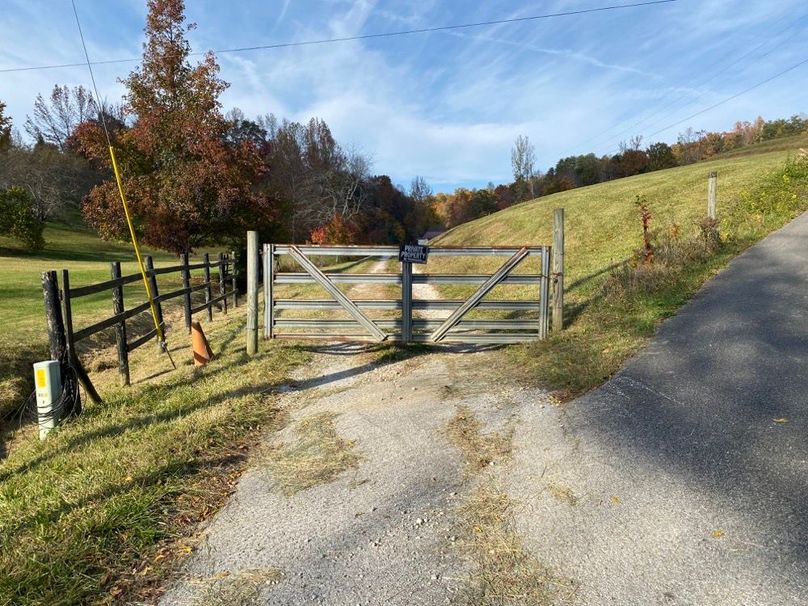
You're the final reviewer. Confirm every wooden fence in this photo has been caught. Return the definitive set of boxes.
[42,252,236,399]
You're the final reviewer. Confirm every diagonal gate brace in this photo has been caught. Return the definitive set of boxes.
[288,245,388,341]
[430,247,530,342]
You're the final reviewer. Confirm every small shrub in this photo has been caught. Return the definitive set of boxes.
[736,155,808,229]
[634,195,654,265]
[0,187,45,250]
[697,216,721,252]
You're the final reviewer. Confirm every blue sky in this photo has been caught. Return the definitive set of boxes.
[1,0,806,192]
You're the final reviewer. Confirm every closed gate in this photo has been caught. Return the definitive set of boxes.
[263,244,554,344]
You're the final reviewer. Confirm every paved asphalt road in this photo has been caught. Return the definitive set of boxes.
[511,211,808,605]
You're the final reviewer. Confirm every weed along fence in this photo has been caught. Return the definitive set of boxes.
[246,212,565,347]
[42,252,237,399]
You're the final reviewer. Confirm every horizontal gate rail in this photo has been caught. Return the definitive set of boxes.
[273,319,541,330]
[273,299,540,311]
[274,273,542,285]
[272,245,542,257]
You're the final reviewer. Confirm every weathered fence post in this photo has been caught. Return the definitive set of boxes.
[246,231,258,355]
[708,171,717,220]
[61,269,99,409]
[401,260,413,343]
[263,243,275,339]
[230,250,238,308]
[42,271,67,362]
[203,253,213,321]
[110,262,130,386]
[218,253,228,315]
[180,253,192,333]
[552,208,565,332]
[144,256,164,334]
[42,270,81,414]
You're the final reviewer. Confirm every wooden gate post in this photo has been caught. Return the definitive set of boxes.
[110,262,130,386]
[180,253,192,333]
[552,208,565,332]
[708,171,717,220]
[401,260,413,343]
[246,231,259,355]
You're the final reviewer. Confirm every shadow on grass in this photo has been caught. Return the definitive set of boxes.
[1,450,247,542]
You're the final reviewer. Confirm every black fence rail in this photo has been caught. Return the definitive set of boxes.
[42,252,236,396]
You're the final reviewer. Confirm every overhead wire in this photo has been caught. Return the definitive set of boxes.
[1,0,677,74]
[70,0,175,369]
[573,11,807,155]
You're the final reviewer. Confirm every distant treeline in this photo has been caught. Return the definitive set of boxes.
[429,115,808,229]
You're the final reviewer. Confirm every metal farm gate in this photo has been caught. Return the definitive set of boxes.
[262,243,559,345]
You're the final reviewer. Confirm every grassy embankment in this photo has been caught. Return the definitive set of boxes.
[433,136,808,397]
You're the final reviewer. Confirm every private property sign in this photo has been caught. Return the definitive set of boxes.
[399,244,429,264]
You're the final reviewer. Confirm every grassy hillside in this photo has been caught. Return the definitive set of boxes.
[433,146,808,396]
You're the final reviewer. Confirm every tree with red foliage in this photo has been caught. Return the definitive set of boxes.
[79,0,265,253]
[309,214,358,245]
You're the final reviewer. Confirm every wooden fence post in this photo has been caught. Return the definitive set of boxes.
[708,171,717,220]
[42,270,81,414]
[61,269,100,408]
[42,271,67,363]
[230,250,238,308]
[144,256,164,333]
[180,253,192,333]
[203,253,213,321]
[401,260,413,343]
[110,262,130,386]
[218,253,228,314]
[246,231,258,355]
[552,208,565,332]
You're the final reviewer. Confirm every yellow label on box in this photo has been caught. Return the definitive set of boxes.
[36,368,47,389]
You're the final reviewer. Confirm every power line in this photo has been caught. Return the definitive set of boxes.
[0,0,677,74]
[645,55,808,139]
[574,11,806,154]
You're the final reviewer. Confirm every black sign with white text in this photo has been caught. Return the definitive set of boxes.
[399,243,429,264]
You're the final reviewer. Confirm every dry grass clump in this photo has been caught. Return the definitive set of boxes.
[266,412,361,495]
[191,568,283,606]
[455,484,576,606]
[446,406,512,471]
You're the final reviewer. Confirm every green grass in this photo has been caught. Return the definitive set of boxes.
[0,309,310,605]
[433,146,808,397]
[0,222,223,418]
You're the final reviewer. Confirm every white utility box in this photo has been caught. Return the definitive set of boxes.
[34,360,61,440]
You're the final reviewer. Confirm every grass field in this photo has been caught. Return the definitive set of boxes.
[0,223,225,419]
[433,144,808,396]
